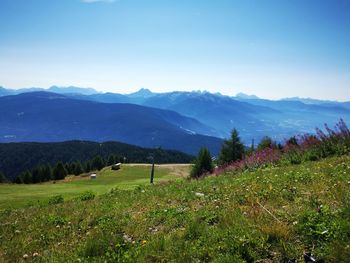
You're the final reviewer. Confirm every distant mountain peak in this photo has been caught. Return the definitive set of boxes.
[235,92,260,100]
[128,88,154,98]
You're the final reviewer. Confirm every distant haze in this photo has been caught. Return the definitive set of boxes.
[0,0,350,101]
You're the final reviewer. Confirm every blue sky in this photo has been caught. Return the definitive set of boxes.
[0,0,349,100]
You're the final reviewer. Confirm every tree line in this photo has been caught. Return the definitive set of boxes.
[190,129,279,178]
[191,119,350,178]
[0,140,193,183]
[14,154,127,184]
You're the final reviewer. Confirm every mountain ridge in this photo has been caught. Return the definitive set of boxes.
[0,92,222,155]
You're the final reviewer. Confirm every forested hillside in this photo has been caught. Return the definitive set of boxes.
[0,140,193,181]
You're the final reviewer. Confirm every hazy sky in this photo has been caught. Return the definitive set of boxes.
[0,0,350,100]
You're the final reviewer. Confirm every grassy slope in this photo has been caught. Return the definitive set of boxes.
[1,156,350,262]
[0,164,190,210]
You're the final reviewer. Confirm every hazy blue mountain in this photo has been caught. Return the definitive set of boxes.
[47,86,98,95]
[2,87,349,145]
[0,92,222,155]
[0,86,99,97]
[0,87,13,96]
[140,91,278,141]
[281,97,335,104]
[235,92,260,100]
[63,88,350,143]
[128,88,155,98]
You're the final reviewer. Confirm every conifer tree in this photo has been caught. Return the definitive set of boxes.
[74,161,83,175]
[0,172,7,183]
[107,155,116,166]
[41,165,52,181]
[84,161,92,173]
[31,167,41,184]
[190,148,213,178]
[22,171,32,184]
[53,162,67,180]
[218,129,245,165]
[257,136,275,150]
[92,155,105,171]
[14,174,23,184]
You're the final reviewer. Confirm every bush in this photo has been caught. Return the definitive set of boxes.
[79,191,95,201]
[48,195,64,205]
[297,205,341,244]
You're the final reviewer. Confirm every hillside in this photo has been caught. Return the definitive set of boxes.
[0,140,193,181]
[0,92,222,155]
[0,155,349,262]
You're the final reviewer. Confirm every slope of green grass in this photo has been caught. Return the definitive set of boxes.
[0,164,190,210]
[0,156,350,262]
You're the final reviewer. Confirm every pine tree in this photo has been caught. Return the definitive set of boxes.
[74,161,83,176]
[53,162,67,180]
[14,174,23,184]
[218,129,245,165]
[22,171,32,184]
[31,167,41,184]
[107,155,116,166]
[69,162,77,175]
[0,172,7,183]
[41,164,52,182]
[84,161,92,173]
[92,155,105,171]
[257,136,275,150]
[190,148,213,178]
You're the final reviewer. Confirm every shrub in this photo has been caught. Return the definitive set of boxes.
[48,195,64,205]
[297,205,341,244]
[79,191,95,201]
[47,214,67,226]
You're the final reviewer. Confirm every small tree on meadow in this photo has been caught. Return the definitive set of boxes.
[218,129,245,165]
[190,148,214,178]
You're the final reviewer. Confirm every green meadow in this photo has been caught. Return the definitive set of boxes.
[0,164,190,210]
[0,156,349,262]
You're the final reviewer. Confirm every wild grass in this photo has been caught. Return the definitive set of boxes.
[0,155,349,262]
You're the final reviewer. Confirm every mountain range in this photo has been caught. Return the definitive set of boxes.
[0,86,349,155]
[0,92,221,155]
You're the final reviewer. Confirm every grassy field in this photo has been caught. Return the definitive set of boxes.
[0,164,190,210]
[0,155,349,262]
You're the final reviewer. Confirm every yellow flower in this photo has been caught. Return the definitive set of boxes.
[141,240,147,245]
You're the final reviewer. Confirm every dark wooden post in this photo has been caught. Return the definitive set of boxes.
[149,156,155,184]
